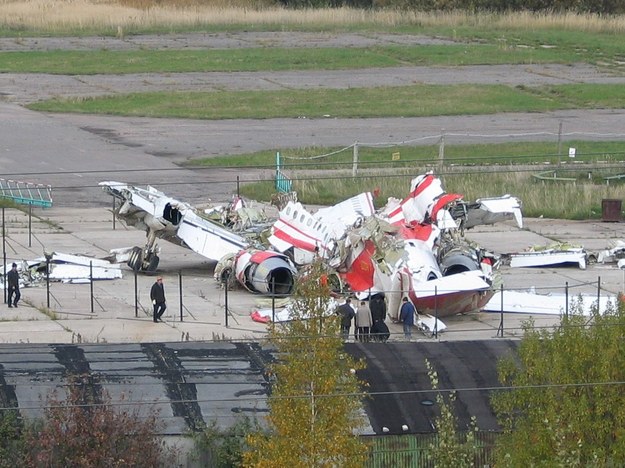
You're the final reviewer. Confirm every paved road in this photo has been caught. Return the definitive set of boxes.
[1,32,625,207]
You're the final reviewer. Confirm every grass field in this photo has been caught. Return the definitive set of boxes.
[0,44,583,74]
[27,83,625,120]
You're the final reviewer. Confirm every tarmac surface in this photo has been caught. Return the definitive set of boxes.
[0,205,623,345]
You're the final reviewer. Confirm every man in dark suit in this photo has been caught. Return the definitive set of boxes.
[150,276,166,323]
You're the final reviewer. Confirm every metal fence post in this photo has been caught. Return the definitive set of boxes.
[565,281,569,318]
[352,142,359,178]
[134,270,138,318]
[2,207,6,304]
[28,203,32,248]
[497,284,504,337]
[271,277,276,324]
[46,256,50,309]
[224,272,229,328]
[597,276,601,312]
[434,286,438,339]
[90,261,94,314]
[179,270,183,322]
[438,131,445,172]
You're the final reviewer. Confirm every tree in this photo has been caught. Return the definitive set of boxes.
[0,409,26,468]
[23,375,176,467]
[243,261,369,467]
[192,417,262,467]
[493,296,625,465]
[425,359,481,468]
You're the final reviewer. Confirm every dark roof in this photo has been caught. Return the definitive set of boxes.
[345,340,519,435]
[0,342,271,435]
[0,340,518,436]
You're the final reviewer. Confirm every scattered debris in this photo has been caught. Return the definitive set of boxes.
[100,173,523,318]
[2,252,122,287]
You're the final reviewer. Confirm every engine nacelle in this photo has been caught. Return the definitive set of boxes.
[235,250,297,296]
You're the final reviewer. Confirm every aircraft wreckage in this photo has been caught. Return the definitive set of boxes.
[100,174,522,318]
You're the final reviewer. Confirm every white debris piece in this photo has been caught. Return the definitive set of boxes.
[509,248,587,269]
[484,290,615,316]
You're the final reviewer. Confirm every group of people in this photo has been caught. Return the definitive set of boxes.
[336,294,417,342]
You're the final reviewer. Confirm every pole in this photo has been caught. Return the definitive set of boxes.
[438,130,445,172]
[2,207,6,304]
[90,261,94,313]
[352,142,359,178]
[236,176,240,198]
[224,272,229,328]
[497,284,504,337]
[434,286,438,339]
[597,276,601,312]
[112,197,116,230]
[134,270,138,318]
[272,277,276,324]
[46,256,50,309]
[28,203,32,248]
[565,282,569,319]
[557,121,563,167]
[179,270,183,322]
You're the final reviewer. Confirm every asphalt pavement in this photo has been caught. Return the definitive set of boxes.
[0,205,623,345]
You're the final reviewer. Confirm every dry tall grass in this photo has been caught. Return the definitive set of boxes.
[1,1,625,34]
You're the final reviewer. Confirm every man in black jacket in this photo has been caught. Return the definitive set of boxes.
[369,293,388,342]
[336,298,355,341]
[7,263,20,308]
[150,276,166,323]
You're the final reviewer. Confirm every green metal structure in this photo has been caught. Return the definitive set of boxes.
[0,178,53,208]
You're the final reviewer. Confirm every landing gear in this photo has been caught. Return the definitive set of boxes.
[145,254,160,272]
[127,230,160,272]
[127,246,160,272]
[127,246,143,271]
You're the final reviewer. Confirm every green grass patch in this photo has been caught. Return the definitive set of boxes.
[0,43,580,74]
[27,83,586,119]
[376,43,582,66]
[422,26,625,68]
[29,83,625,119]
[186,141,625,169]
[533,83,625,107]
[239,167,625,220]
[0,47,400,74]
[218,140,625,219]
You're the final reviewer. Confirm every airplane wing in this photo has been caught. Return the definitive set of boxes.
[100,181,296,295]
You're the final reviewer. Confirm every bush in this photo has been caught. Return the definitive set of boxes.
[192,417,263,467]
[23,375,176,467]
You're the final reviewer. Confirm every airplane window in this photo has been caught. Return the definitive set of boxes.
[293,210,298,219]
[300,215,305,223]
[307,219,312,227]
[286,207,291,216]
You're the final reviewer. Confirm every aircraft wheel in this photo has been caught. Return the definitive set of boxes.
[145,255,160,272]
[127,246,143,271]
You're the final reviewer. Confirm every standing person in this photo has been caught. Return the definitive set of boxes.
[355,300,373,342]
[150,276,166,323]
[7,263,20,308]
[336,298,355,341]
[399,297,416,341]
[370,293,387,323]
[370,293,387,342]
